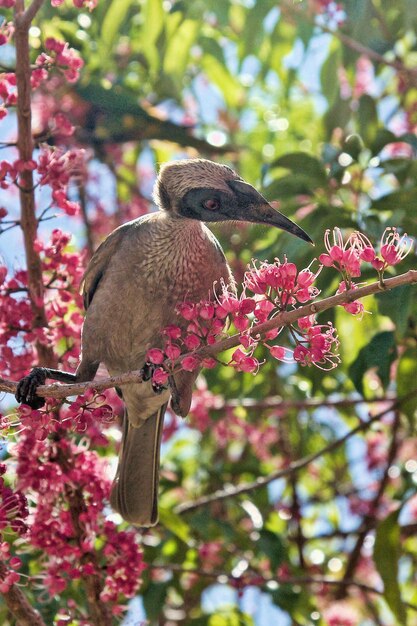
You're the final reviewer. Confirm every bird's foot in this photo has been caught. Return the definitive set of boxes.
[15,367,47,409]
[140,361,168,395]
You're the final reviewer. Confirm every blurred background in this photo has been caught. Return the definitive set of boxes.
[1,1,417,625]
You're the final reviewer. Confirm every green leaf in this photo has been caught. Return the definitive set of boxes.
[143,582,169,620]
[270,152,327,185]
[142,0,165,46]
[320,40,342,107]
[349,331,397,395]
[270,585,301,613]
[201,55,243,108]
[263,174,316,199]
[397,348,417,430]
[343,133,364,160]
[163,19,199,78]
[374,508,406,624]
[257,529,287,569]
[158,507,191,544]
[376,285,412,337]
[100,0,133,52]
[358,95,379,145]
[371,188,417,212]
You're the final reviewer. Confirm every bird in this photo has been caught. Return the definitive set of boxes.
[16,158,312,527]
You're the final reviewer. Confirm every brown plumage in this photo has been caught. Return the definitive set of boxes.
[16,158,311,526]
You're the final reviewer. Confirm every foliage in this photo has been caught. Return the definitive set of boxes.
[0,0,417,625]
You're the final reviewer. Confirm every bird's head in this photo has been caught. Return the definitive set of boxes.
[154,158,312,244]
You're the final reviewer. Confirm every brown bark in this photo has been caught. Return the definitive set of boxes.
[14,0,55,368]
[0,562,46,626]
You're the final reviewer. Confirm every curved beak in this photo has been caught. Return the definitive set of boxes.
[227,179,313,244]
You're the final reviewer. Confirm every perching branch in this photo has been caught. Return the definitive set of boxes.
[1,269,416,400]
[174,391,416,514]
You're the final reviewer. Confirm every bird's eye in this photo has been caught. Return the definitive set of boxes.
[203,198,220,211]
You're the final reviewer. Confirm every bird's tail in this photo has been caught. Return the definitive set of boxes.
[110,404,167,527]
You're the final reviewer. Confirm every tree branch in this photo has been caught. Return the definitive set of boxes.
[335,410,401,598]
[174,392,415,514]
[147,563,417,611]
[281,0,417,85]
[210,394,396,412]
[14,0,56,368]
[23,0,45,26]
[0,562,47,626]
[1,270,416,400]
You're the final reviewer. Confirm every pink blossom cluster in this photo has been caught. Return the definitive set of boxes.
[365,430,388,470]
[145,227,412,382]
[37,145,86,215]
[0,149,84,215]
[214,412,280,462]
[60,390,115,434]
[51,0,98,9]
[323,602,359,626]
[0,157,36,189]
[14,431,144,608]
[187,383,282,462]
[0,229,84,379]
[320,227,412,315]
[0,543,22,594]
[0,463,28,539]
[320,227,412,280]
[0,72,16,119]
[146,301,223,386]
[37,38,84,84]
[146,257,337,379]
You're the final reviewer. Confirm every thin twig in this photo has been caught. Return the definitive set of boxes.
[174,391,415,514]
[210,394,396,412]
[147,563,417,611]
[19,0,45,27]
[281,0,417,84]
[0,562,46,626]
[335,410,402,598]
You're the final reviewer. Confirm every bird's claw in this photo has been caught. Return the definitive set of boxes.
[15,367,47,409]
[140,361,168,395]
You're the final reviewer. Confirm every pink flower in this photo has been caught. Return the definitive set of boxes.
[380,227,412,266]
[181,355,200,371]
[319,228,362,280]
[199,302,215,319]
[146,348,165,365]
[336,281,365,317]
[229,348,259,373]
[270,345,286,360]
[184,334,201,350]
[355,227,412,275]
[152,368,169,386]
[163,325,182,340]
[177,302,197,320]
[323,602,359,626]
[164,343,181,360]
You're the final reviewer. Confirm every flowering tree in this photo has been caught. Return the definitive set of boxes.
[0,1,417,625]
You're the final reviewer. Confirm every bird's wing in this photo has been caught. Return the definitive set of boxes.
[80,226,128,309]
[80,216,156,309]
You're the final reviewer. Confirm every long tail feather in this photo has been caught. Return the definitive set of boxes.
[110,404,167,526]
